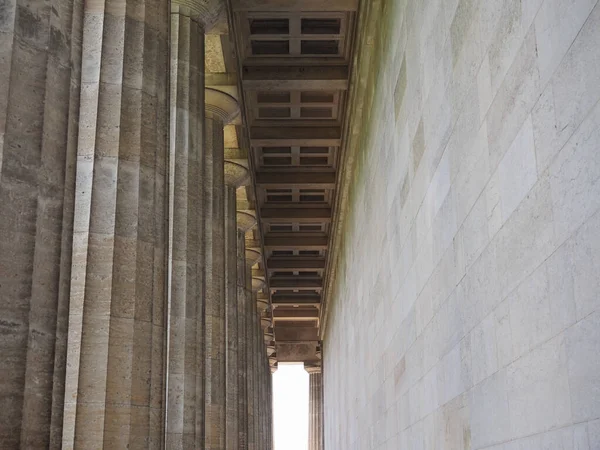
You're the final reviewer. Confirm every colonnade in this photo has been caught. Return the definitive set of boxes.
[0,0,273,446]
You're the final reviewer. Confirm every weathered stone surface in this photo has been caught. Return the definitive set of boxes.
[165,9,205,449]
[204,87,238,450]
[323,1,600,449]
[0,0,169,445]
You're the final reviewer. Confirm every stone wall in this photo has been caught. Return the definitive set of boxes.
[323,0,600,448]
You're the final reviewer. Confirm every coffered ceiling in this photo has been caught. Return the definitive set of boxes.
[228,0,359,368]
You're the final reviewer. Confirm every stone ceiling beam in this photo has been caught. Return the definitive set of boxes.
[242,65,349,91]
[261,208,332,223]
[264,236,328,249]
[255,172,336,189]
[271,295,321,306]
[267,258,326,271]
[231,0,358,11]
[270,279,323,290]
[250,126,341,147]
[273,309,320,319]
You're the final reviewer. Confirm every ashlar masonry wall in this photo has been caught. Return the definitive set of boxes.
[323,0,600,448]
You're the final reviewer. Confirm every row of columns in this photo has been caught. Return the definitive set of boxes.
[0,0,274,445]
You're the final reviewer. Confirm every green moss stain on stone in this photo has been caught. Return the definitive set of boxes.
[325,0,407,329]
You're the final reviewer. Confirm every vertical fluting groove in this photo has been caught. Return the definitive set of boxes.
[204,114,226,450]
[146,0,169,443]
[165,9,178,449]
[237,232,248,450]
[183,16,196,448]
[225,186,238,449]
[183,17,200,448]
[167,11,189,450]
[192,20,206,450]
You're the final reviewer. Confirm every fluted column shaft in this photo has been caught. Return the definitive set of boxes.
[165,6,206,449]
[307,369,323,450]
[261,354,267,448]
[225,185,237,450]
[223,163,249,450]
[204,111,225,450]
[257,340,263,448]
[236,213,256,450]
[246,257,257,450]
[204,89,238,450]
[59,0,170,444]
[236,231,248,450]
[0,0,84,443]
[268,371,274,450]
[253,294,261,450]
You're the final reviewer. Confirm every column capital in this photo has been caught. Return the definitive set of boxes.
[260,314,272,330]
[251,277,265,292]
[264,329,274,344]
[205,88,239,123]
[170,0,225,30]
[257,295,269,312]
[304,363,321,375]
[224,160,249,187]
[237,210,257,232]
[245,247,261,267]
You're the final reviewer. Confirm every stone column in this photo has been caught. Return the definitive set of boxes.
[166,3,225,449]
[237,212,257,450]
[58,0,170,444]
[257,350,262,449]
[257,340,263,449]
[167,5,201,449]
[0,0,85,443]
[306,365,323,450]
[262,355,268,449]
[256,294,270,450]
[245,248,261,450]
[250,274,265,450]
[204,88,239,450]
[223,161,249,449]
[268,368,274,450]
